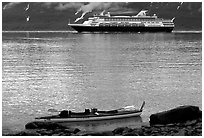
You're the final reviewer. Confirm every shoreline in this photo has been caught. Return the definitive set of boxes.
[3,118,202,136]
[3,105,202,136]
[2,30,202,33]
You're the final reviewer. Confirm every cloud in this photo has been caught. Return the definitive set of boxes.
[73,2,134,22]
[3,2,132,13]
[55,2,84,11]
[77,2,129,13]
[3,2,21,10]
[41,2,53,9]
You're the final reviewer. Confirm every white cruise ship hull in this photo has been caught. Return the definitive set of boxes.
[68,24,174,33]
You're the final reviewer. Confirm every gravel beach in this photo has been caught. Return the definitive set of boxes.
[3,105,202,136]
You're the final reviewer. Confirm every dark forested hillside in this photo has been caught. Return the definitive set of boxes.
[2,2,202,31]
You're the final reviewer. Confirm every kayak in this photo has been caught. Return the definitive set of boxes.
[35,101,145,123]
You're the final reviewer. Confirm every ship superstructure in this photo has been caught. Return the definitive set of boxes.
[68,10,175,32]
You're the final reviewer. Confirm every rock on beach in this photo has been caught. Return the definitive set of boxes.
[150,105,202,125]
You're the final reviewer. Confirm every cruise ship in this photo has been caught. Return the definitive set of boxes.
[68,10,175,33]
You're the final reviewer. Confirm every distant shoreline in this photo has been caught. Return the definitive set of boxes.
[2,30,202,33]
[2,30,77,33]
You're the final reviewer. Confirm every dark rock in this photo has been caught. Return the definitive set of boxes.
[150,105,202,125]
[186,129,194,136]
[36,129,47,133]
[122,127,133,134]
[86,131,114,136]
[25,122,39,129]
[142,124,151,128]
[174,129,186,136]
[53,128,63,134]
[15,131,29,136]
[52,134,61,136]
[38,130,53,136]
[196,128,202,133]
[195,123,202,129]
[52,132,65,136]
[62,132,71,136]
[112,127,133,135]
[151,133,161,136]
[197,117,202,122]
[25,121,67,130]
[152,124,166,127]
[165,123,175,127]
[15,130,41,136]
[112,127,127,135]
[122,131,139,136]
[100,131,114,136]
[152,130,159,133]
[123,128,143,136]
[74,131,92,136]
[185,120,197,126]
[143,128,152,134]
[75,132,101,136]
[63,128,80,134]
[58,132,66,136]
[137,129,145,136]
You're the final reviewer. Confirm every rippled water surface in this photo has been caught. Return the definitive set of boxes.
[2,32,202,132]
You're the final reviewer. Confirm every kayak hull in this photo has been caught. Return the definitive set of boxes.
[36,111,142,123]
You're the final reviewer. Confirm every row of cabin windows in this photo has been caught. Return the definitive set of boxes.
[101,21,161,24]
[104,18,160,21]
[145,22,161,24]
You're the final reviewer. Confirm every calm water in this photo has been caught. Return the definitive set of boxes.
[2,32,202,132]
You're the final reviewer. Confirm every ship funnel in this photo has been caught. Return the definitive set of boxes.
[100,10,105,16]
[105,12,111,17]
[171,17,176,22]
[135,10,148,17]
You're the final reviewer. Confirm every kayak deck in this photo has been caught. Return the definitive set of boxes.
[35,102,145,122]
[36,110,142,120]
